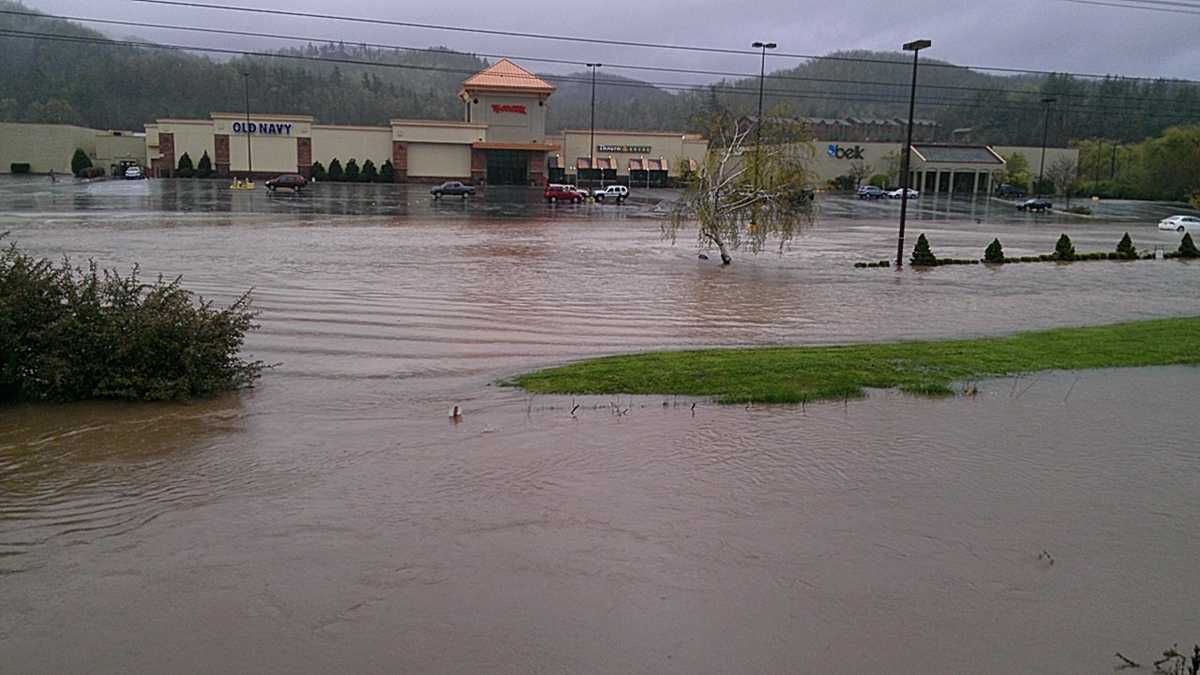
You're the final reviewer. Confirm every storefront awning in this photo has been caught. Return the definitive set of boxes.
[548,155,561,169]
[576,157,614,170]
[646,158,668,171]
[628,158,644,171]
[472,142,559,151]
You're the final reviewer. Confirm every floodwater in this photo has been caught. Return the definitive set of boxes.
[2,177,1199,673]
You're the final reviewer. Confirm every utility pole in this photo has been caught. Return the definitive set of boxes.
[1110,142,1118,180]
[587,63,601,188]
[751,41,777,193]
[1037,97,1056,195]
[242,71,253,181]
[896,39,931,269]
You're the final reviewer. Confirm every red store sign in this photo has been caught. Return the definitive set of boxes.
[491,104,527,114]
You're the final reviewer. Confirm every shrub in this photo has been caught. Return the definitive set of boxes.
[0,238,263,402]
[70,148,93,177]
[910,233,937,266]
[1032,177,1055,195]
[343,158,360,182]
[78,166,106,179]
[984,238,1005,263]
[327,158,343,181]
[868,174,889,188]
[310,160,326,181]
[1073,180,1141,200]
[828,174,857,192]
[1054,234,1076,261]
[360,159,377,183]
[1116,232,1137,259]
[196,151,213,178]
[379,160,395,183]
[10,163,31,174]
[176,152,194,177]
[1181,232,1200,258]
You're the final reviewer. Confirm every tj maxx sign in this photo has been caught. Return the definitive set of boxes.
[491,104,527,114]
[827,144,865,160]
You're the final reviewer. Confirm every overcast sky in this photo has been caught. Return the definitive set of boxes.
[22,0,1200,82]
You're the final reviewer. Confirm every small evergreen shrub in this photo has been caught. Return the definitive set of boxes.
[176,152,194,178]
[910,233,937,266]
[70,148,93,177]
[196,151,213,178]
[984,238,1005,263]
[379,160,394,183]
[327,158,343,181]
[1054,234,1076,261]
[1115,233,1137,259]
[1181,232,1200,258]
[310,161,326,181]
[360,159,377,183]
[343,158,360,182]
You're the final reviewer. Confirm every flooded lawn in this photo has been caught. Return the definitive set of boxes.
[2,178,1199,673]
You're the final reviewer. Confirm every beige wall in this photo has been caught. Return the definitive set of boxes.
[311,126,391,167]
[155,120,217,170]
[95,134,144,166]
[469,92,548,144]
[560,130,708,177]
[407,142,470,178]
[229,135,296,173]
[0,122,98,173]
[392,121,485,145]
[992,146,1080,177]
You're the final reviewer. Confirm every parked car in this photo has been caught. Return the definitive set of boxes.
[856,185,886,200]
[544,184,583,204]
[1017,197,1053,212]
[571,186,590,201]
[123,165,145,180]
[431,181,475,198]
[593,185,629,203]
[996,184,1026,199]
[887,187,919,199]
[265,174,308,192]
[1158,215,1200,232]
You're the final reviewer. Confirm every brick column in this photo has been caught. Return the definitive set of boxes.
[297,137,312,178]
[391,141,408,182]
[159,132,175,177]
[214,134,230,178]
[528,151,546,186]
[471,148,486,184]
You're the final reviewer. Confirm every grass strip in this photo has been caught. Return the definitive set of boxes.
[511,317,1200,404]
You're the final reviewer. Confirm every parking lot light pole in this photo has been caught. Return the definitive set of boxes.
[242,71,253,180]
[751,41,776,193]
[1037,97,1057,196]
[587,63,601,187]
[896,39,931,269]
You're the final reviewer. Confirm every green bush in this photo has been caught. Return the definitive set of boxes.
[176,152,194,177]
[1032,177,1055,195]
[910,233,937,267]
[0,238,263,402]
[379,160,394,183]
[1181,232,1200,258]
[984,238,1005,263]
[10,163,31,174]
[1116,232,1137,259]
[196,151,213,178]
[1073,180,1141,200]
[360,159,377,183]
[70,148,92,177]
[828,174,857,192]
[1054,234,1076,261]
[868,174,889,188]
[327,158,343,181]
[310,160,326,181]
[343,158,360,182]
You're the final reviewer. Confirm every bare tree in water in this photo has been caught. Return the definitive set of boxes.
[664,112,814,265]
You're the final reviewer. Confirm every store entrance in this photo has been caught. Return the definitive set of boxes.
[485,150,529,185]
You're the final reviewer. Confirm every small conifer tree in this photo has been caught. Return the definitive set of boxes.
[175,152,194,178]
[1054,234,1076,261]
[1116,232,1137,259]
[1180,232,1200,258]
[344,158,360,182]
[70,148,92,176]
[360,159,377,182]
[984,238,1005,263]
[196,151,213,178]
[327,158,343,181]
[910,233,937,266]
[310,161,326,181]
[379,160,395,183]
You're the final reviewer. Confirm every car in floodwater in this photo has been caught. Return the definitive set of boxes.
[431,181,476,198]
[995,183,1026,199]
[1158,215,1200,232]
[544,184,583,204]
[856,185,886,200]
[1017,197,1053,213]
[123,166,145,180]
[265,174,308,192]
[887,187,919,199]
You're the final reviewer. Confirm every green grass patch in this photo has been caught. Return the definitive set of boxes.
[511,317,1200,404]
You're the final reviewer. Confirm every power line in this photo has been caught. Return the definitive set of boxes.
[123,0,1200,84]
[4,8,1198,110]
[3,27,1199,122]
[1056,0,1200,13]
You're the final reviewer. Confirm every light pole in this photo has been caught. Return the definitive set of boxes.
[896,38,931,269]
[587,63,601,187]
[1037,97,1056,195]
[242,71,253,182]
[751,41,776,192]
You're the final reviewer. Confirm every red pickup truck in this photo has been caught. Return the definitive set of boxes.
[544,184,584,204]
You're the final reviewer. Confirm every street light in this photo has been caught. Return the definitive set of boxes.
[242,71,253,182]
[1037,97,1057,196]
[751,41,777,192]
[587,63,602,187]
[895,38,931,269]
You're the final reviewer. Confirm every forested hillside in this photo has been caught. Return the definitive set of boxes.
[2,0,1198,144]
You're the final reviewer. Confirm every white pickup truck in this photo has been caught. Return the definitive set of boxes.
[592,185,629,203]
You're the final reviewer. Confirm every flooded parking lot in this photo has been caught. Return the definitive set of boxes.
[2,177,1199,673]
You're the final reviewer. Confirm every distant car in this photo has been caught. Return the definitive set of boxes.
[570,186,590,201]
[265,174,307,192]
[593,185,629,203]
[887,187,919,199]
[856,185,886,200]
[1017,197,1053,212]
[1158,215,1200,232]
[431,181,475,198]
[123,166,144,180]
[996,184,1026,199]
[544,184,583,204]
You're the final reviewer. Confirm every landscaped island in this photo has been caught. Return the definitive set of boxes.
[513,317,1200,404]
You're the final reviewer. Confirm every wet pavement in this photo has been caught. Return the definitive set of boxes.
[2,176,1199,674]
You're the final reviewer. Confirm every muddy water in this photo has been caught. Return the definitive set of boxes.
[2,179,1199,673]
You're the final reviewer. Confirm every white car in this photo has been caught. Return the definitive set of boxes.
[1158,215,1200,232]
[123,166,145,180]
[592,185,629,203]
[887,188,919,199]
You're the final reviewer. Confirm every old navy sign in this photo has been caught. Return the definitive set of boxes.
[827,144,864,160]
[232,121,294,135]
[491,104,527,114]
[597,144,651,153]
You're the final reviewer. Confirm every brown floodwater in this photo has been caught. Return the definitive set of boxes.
[2,179,1199,673]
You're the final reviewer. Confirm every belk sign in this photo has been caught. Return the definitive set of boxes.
[827,144,865,160]
[232,121,294,135]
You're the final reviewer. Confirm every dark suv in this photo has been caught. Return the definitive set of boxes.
[266,174,308,192]
[1016,197,1053,213]
[856,185,886,200]
[431,181,475,198]
[995,184,1026,199]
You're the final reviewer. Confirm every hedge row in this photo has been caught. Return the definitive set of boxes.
[855,232,1200,269]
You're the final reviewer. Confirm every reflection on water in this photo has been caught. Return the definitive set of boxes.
[1,179,1198,673]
